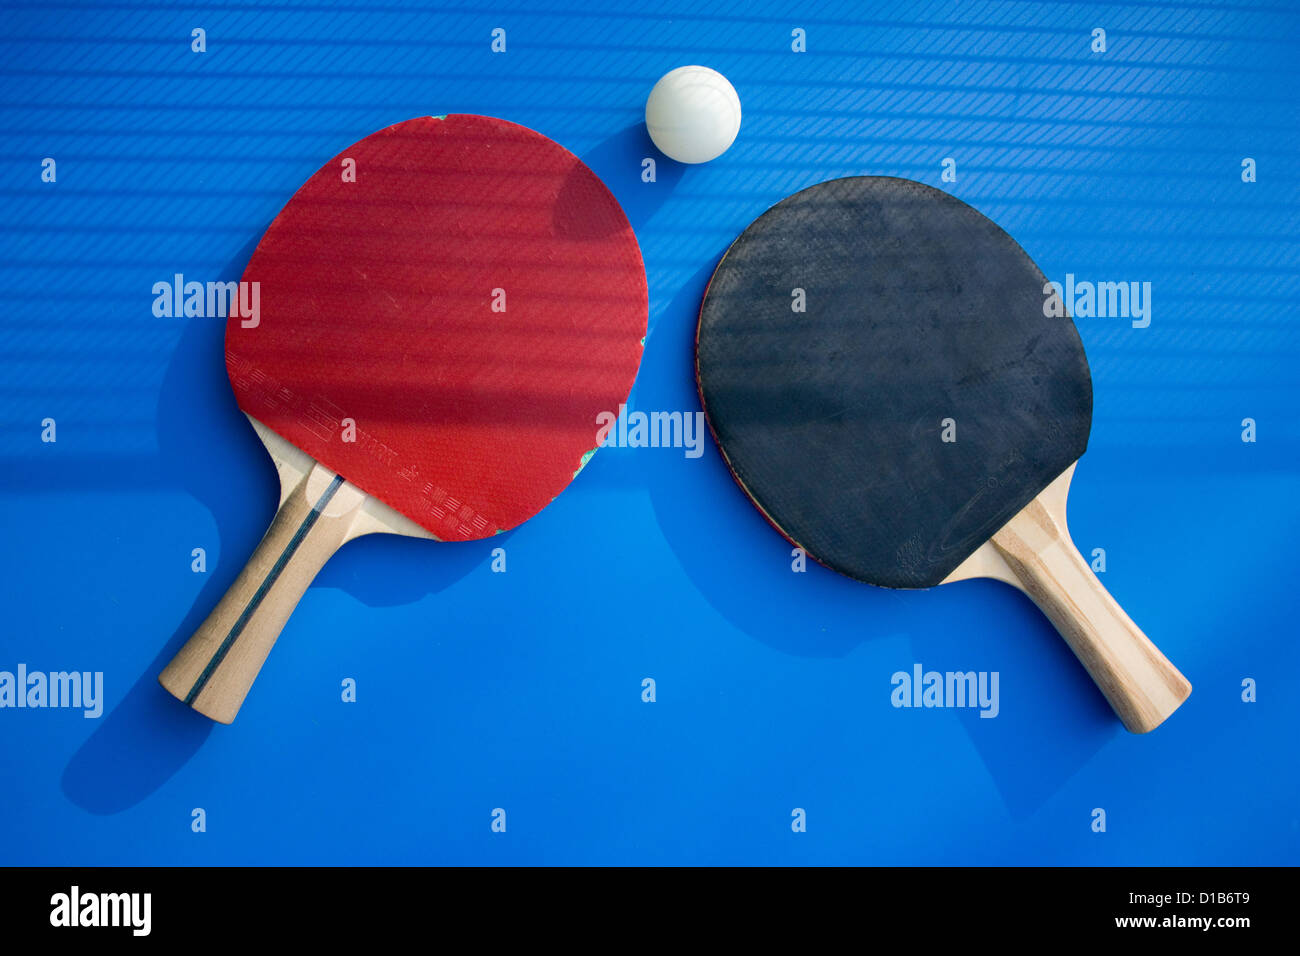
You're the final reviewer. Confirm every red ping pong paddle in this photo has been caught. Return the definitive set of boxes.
[159,115,647,723]
[696,176,1190,733]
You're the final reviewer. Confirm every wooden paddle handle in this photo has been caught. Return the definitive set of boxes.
[159,466,362,723]
[991,499,1191,733]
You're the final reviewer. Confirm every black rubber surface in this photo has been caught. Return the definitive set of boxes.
[696,177,1092,588]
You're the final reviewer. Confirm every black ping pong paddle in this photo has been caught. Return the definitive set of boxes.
[696,176,1190,733]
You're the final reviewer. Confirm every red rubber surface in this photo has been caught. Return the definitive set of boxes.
[226,115,647,540]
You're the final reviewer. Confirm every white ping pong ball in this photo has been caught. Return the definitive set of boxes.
[645,65,742,164]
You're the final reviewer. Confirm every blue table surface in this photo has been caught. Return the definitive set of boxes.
[0,0,1296,865]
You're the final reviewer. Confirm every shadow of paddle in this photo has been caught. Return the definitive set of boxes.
[59,236,264,813]
[62,235,490,813]
[645,257,1116,819]
[909,578,1117,817]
